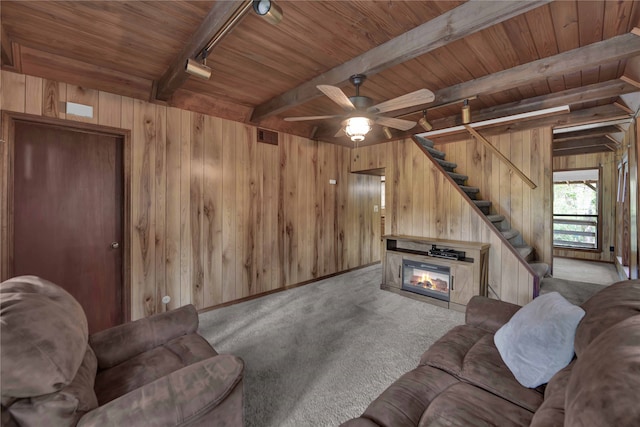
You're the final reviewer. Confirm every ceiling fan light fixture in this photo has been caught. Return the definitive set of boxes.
[252,0,283,25]
[419,110,432,131]
[344,116,372,142]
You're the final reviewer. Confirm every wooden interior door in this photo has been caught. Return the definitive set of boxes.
[12,121,124,333]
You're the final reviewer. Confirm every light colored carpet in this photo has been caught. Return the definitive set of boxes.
[552,258,620,285]
[540,277,607,305]
[198,264,464,427]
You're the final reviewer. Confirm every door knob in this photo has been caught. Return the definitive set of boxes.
[110,242,120,249]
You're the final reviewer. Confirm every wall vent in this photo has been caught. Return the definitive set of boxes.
[257,128,278,145]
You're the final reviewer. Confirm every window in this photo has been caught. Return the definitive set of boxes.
[553,168,600,250]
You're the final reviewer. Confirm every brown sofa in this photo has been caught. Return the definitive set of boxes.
[1,276,244,426]
[342,279,640,427]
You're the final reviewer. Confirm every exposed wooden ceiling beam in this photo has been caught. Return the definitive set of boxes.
[431,104,630,144]
[554,136,614,151]
[155,0,249,102]
[250,0,551,122]
[405,80,637,129]
[553,125,624,142]
[621,54,640,89]
[554,144,616,157]
[620,92,640,116]
[396,29,640,116]
[606,133,625,145]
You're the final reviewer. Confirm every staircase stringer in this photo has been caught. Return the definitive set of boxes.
[412,135,541,298]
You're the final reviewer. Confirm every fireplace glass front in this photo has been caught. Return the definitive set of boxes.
[402,259,450,301]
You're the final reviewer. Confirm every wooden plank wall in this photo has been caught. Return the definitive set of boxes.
[0,70,381,320]
[351,129,553,305]
[553,151,617,263]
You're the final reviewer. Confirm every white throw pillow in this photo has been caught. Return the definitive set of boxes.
[494,292,585,388]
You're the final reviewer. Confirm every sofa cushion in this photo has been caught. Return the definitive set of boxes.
[94,333,217,405]
[565,315,640,427]
[419,382,534,427]
[420,325,544,412]
[529,361,574,427]
[0,276,88,398]
[574,279,640,357]
[7,346,99,427]
[355,365,459,427]
[494,292,584,388]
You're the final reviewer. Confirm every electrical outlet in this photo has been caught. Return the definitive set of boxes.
[374,205,379,212]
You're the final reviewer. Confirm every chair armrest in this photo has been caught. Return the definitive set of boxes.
[89,305,199,369]
[465,296,521,334]
[77,354,244,427]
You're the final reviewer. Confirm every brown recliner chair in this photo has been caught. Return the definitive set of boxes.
[0,276,244,426]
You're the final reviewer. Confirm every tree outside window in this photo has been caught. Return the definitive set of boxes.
[553,168,600,250]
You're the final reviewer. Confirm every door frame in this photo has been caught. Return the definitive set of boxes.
[1,111,132,322]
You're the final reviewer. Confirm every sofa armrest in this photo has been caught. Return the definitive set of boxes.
[77,354,243,427]
[465,296,521,334]
[89,305,199,369]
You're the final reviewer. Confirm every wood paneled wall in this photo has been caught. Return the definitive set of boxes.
[0,70,380,320]
[351,128,554,305]
[553,152,617,263]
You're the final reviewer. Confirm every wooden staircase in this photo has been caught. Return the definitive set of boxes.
[416,136,550,281]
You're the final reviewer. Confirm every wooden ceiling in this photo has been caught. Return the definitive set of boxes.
[2,0,640,155]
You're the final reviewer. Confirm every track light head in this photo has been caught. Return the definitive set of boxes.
[461,99,471,124]
[418,110,432,131]
[382,126,393,139]
[252,0,283,25]
[185,58,212,80]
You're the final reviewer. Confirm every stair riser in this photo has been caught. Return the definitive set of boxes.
[464,191,477,200]
[423,147,446,159]
[477,206,490,215]
[452,177,466,185]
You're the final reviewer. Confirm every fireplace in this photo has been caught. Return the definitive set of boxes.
[402,259,450,302]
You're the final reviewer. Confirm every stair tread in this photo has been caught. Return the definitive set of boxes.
[529,262,550,278]
[447,172,468,180]
[515,245,534,259]
[473,200,492,207]
[423,145,446,159]
[501,229,519,240]
[435,158,457,169]
[416,135,435,148]
[459,185,480,193]
[486,214,505,223]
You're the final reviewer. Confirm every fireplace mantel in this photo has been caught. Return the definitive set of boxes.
[382,235,490,312]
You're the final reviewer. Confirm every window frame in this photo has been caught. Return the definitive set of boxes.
[552,167,603,252]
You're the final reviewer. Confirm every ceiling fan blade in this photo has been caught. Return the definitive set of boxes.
[334,127,346,138]
[284,115,343,122]
[375,116,417,131]
[317,85,355,111]
[368,89,435,114]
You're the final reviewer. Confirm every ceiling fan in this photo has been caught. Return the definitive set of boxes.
[284,74,435,142]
